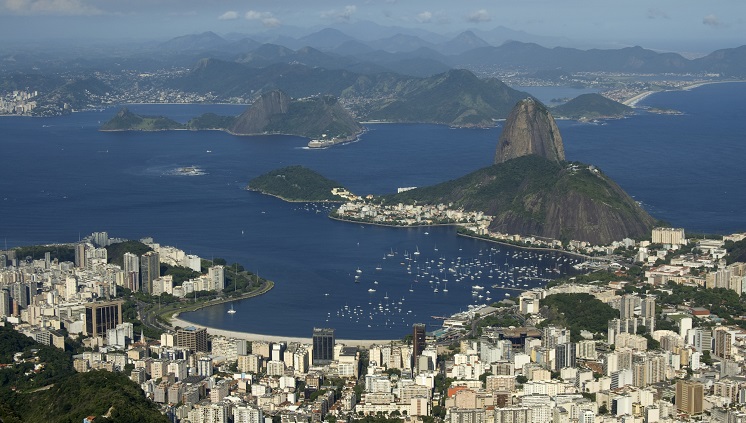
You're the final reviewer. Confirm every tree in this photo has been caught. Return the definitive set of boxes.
[516,375,528,384]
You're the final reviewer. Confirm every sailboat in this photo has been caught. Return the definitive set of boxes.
[227,304,237,314]
[413,246,420,255]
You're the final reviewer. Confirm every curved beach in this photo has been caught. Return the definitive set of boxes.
[171,314,393,347]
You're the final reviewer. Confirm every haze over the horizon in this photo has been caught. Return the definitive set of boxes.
[1,0,744,53]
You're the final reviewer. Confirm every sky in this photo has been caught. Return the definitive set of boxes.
[1,0,744,53]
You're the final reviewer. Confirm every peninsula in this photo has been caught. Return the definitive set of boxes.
[247,165,355,202]
[332,98,656,246]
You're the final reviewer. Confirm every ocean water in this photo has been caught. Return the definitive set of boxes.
[1,82,744,338]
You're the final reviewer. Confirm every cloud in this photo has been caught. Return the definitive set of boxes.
[416,11,432,23]
[647,8,669,20]
[703,14,724,27]
[321,5,357,21]
[4,0,101,15]
[466,9,491,23]
[218,11,238,21]
[245,10,281,27]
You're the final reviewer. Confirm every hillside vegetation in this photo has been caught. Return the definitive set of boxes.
[0,325,167,423]
[100,108,183,131]
[247,165,348,202]
[552,93,633,120]
[387,155,655,245]
[539,293,619,341]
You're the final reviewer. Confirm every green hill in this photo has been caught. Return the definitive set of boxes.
[365,69,529,126]
[100,107,183,131]
[230,90,363,139]
[387,155,656,245]
[0,325,167,423]
[186,112,237,130]
[247,165,348,202]
[552,93,633,120]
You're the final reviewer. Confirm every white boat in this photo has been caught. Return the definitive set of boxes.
[368,288,376,293]
[413,246,420,255]
[227,304,237,314]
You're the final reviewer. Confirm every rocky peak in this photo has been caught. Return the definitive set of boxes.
[230,90,291,135]
[495,98,565,164]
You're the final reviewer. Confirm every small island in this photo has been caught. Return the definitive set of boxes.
[247,165,354,202]
[551,93,634,120]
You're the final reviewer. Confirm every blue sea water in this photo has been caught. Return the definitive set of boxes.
[1,82,744,339]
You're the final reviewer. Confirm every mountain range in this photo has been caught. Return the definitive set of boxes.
[154,30,746,77]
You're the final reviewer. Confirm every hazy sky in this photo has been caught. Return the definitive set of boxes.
[2,0,744,52]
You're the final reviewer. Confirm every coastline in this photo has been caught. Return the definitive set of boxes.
[623,80,745,107]
[456,231,599,261]
[328,213,459,229]
[170,314,393,347]
[246,188,345,204]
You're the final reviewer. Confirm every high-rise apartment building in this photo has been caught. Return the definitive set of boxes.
[85,300,123,337]
[140,251,160,295]
[176,326,208,352]
[413,323,426,357]
[123,252,140,291]
[676,380,703,415]
[312,328,335,365]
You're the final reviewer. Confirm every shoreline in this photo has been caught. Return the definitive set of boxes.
[623,80,745,107]
[456,232,600,261]
[170,314,394,347]
[328,214,460,229]
[246,189,345,204]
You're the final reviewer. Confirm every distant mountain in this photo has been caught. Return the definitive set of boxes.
[365,69,529,126]
[469,26,573,48]
[236,44,390,75]
[455,41,692,73]
[437,31,491,55]
[552,93,633,120]
[299,28,356,51]
[158,31,228,51]
[247,165,348,202]
[692,45,746,77]
[332,39,376,56]
[230,90,362,139]
[341,47,452,77]
[367,33,436,53]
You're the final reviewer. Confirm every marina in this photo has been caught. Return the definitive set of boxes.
[320,241,583,333]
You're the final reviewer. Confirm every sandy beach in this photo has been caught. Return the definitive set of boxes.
[623,80,744,107]
[171,314,394,348]
[623,90,657,107]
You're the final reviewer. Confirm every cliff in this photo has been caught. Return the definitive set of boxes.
[230,90,362,139]
[495,98,565,164]
[230,90,291,135]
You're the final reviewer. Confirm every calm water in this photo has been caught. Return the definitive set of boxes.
[1,82,744,338]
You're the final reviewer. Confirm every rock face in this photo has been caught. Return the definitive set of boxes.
[231,90,291,135]
[229,90,362,139]
[495,98,565,164]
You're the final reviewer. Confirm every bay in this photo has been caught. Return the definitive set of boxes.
[1,82,744,339]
